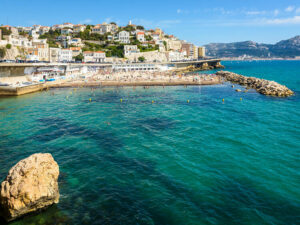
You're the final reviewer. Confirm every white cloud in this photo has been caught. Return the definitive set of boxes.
[285,6,295,12]
[177,9,189,14]
[274,9,280,16]
[246,10,266,15]
[266,16,300,24]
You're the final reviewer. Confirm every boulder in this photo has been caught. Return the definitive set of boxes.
[0,153,59,222]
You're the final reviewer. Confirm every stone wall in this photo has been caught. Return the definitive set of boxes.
[126,51,168,62]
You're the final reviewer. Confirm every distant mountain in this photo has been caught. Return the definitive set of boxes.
[204,36,300,58]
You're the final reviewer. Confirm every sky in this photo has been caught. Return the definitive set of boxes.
[1,0,300,45]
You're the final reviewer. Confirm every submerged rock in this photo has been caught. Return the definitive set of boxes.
[216,71,294,97]
[0,153,59,222]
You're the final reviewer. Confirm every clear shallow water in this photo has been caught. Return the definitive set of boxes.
[0,61,299,225]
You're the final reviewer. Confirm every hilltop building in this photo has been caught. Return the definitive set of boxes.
[118,31,130,44]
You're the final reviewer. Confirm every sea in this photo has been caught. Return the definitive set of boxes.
[0,60,299,225]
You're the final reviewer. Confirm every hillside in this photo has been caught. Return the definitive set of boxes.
[205,36,300,58]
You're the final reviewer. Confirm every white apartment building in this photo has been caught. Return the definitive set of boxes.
[68,38,82,46]
[73,24,86,33]
[61,28,73,35]
[91,25,102,34]
[167,51,186,62]
[136,32,145,42]
[124,45,140,57]
[83,51,106,63]
[49,48,61,62]
[4,34,32,48]
[39,26,50,35]
[63,23,74,29]
[59,49,73,62]
[118,31,130,44]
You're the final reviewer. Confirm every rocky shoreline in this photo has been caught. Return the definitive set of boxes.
[216,71,294,97]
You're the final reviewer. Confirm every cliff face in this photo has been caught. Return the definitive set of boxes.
[205,36,300,58]
[1,46,27,60]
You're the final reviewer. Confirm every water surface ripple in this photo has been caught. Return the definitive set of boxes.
[0,61,299,225]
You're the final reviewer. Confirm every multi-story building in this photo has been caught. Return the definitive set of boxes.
[166,40,182,51]
[59,49,73,62]
[61,28,73,35]
[2,33,32,48]
[70,47,82,57]
[27,47,49,61]
[63,23,74,29]
[151,32,160,41]
[73,24,86,33]
[32,39,48,49]
[49,48,61,62]
[155,28,164,39]
[118,31,130,44]
[68,38,83,47]
[100,23,112,33]
[39,26,50,35]
[181,42,197,59]
[198,47,206,58]
[193,45,198,59]
[136,32,145,42]
[83,51,106,62]
[29,30,40,40]
[56,36,71,48]
[91,25,102,34]
[124,45,140,57]
[167,50,186,62]
[0,25,18,35]
[52,24,65,31]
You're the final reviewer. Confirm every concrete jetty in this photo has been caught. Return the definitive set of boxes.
[0,83,45,96]
[216,71,294,97]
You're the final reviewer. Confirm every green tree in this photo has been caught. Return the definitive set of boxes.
[122,25,135,32]
[145,35,153,41]
[74,53,84,62]
[136,25,144,30]
[0,27,12,36]
[163,41,167,49]
[106,45,124,58]
[0,48,6,58]
[138,56,145,62]
[6,44,11,49]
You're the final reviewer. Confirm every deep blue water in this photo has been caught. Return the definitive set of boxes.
[0,61,299,225]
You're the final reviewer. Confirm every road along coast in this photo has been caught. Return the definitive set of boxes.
[216,71,294,97]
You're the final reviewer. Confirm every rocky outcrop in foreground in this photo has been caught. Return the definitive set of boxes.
[0,153,59,222]
[216,71,294,97]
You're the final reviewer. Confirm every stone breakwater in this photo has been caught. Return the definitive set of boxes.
[216,71,294,97]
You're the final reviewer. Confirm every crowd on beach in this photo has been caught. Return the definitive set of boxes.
[74,70,221,85]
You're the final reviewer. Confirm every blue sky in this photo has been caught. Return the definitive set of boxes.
[1,0,300,45]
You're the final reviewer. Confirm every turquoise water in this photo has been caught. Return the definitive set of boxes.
[0,61,299,225]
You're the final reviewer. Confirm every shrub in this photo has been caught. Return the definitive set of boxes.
[138,56,145,62]
[6,44,12,49]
